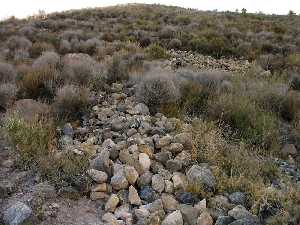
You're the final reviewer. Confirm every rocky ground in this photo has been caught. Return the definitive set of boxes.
[1,80,299,225]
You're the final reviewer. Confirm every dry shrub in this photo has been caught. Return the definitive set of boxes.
[136,69,180,113]
[32,51,61,70]
[52,85,90,121]
[0,83,17,110]
[0,62,17,83]
[62,53,102,86]
[30,42,55,58]
[17,66,61,100]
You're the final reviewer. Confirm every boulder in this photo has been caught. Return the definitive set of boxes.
[87,169,108,183]
[105,194,120,212]
[2,201,33,225]
[186,164,216,191]
[228,205,253,220]
[179,204,200,225]
[110,173,129,190]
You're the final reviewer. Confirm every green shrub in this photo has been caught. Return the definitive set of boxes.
[146,43,169,59]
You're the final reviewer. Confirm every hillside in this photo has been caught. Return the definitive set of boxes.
[0,4,299,225]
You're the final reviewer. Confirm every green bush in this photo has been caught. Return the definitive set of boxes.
[146,43,169,59]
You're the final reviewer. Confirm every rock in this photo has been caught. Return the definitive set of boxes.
[90,191,109,200]
[105,194,120,212]
[139,153,151,172]
[137,171,153,187]
[3,201,33,225]
[186,164,216,191]
[87,169,108,183]
[163,143,184,154]
[152,174,165,193]
[174,133,192,149]
[138,145,154,159]
[166,159,182,172]
[209,195,233,214]
[195,199,207,213]
[175,151,192,167]
[127,128,138,137]
[134,103,150,115]
[176,192,199,205]
[117,189,129,204]
[90,149,111,175]
[102,212,118,225]
[128,185,142,205]
[179,204,200,225]
[0,180,15,198]
[63,123,74,137]
[134,208,150,220]
[110,173,129,190]
[164,180,174,193]
[228,217,260,225]
[215,216,234,225]
[155,135,172,148]
[124,166,139,185]
[32,182,57,199]
[57,186,80,200]
[161,210,183,225]
[114,204,131,220]
[281,144,297,157]
[197,211,213,225]
[92,183,108,192]
[139,186,156,203]
[155,151,172,164]
[162,193,179,212]
[111,116,128,132]
[228,205,253,220]
[145,199,164,214]
[172,172,188,191]
[229,192,246,206]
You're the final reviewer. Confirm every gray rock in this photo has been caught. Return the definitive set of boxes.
[179,204,200,225]
[134,103,150,115]
[162,193,179,212]
[174,133,192,149]
[155,135,173,148]
[155,151,172,164]
[228,205,253,220]
[228,217,260,225]
[229,192,246,206]
[87,169,108,183]
[63,123,74,137]
[166,159,182,172]
[3,201,33,225]
[161,210,183,225]
[164,180,174,193]
[215,216,234,225]
[110,173,129,190]
[152,174,165,193]
[137,171,153,187]
[139,186,156,203]
[163,143,184,154]
[186,164,216,191]
[172,172,188,191]
[175,151,192,167]
[90,149,111,175]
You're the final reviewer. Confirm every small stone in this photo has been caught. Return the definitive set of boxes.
[179,204,200,225]
[137,171,153,187]
[166,159,182,172]
[128,185,142,205]
[138,145,154,159]
[139,153,151,172]
[102,212,118,224]
[186,164,216,191]
[3,201,33,225]
[281,144,297,157]
[139,186,156,203]
[175,151,192,167]
[134,103,150,115]
[155,151,172,164]
[87,169,108,183]
[162,193,179,212]
[197,211,213,225]
[155,135,172,148]
[228,205,253,220]
[177,192,199,205]
[163,143,184,154]
[92,183,107,192]
[111,173,129,190]
[134,208,150,220]
[124,166,139,185]
[90,191,109,200]
[127,128,138,137]
[164,180,174,193]
[105,194,120,212]
[161,210,183,225]
[215,216,234,225]
[174,133,192,149]
[152,174,165,193]
[172,172,188,191]
[195,199,207,213]
[229,192,246,206]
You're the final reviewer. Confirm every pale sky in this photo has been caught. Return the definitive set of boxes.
[1,0,299,20]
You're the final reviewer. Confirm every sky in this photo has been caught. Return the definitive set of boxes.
[0,0,299,20]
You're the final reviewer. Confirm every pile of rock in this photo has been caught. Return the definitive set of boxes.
[57,83,259,225]
[168,49,251,74]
